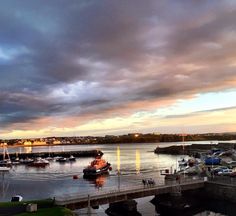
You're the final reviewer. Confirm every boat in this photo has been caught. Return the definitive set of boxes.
[45,156,54,161]
[0,159,12,167]
[56,157,67,162]
[69,155,76,161]
[11,195,23,202]
[178,158,187,167]
[0,143,12,167]
[83,157,111,177]
[0,167,10,172]
[12,157,20,165]
[205,157,221,165]
[28,158,49,167]
[20,158,34,164]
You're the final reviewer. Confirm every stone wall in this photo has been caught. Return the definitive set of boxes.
[205,181,236,203]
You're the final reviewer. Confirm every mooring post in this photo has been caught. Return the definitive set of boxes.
[87,194,91,216]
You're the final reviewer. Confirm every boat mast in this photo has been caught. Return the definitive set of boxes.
[1,143,11,161]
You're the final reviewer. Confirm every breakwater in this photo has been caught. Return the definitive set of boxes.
[0,149,103,160]
[154,142,236,155]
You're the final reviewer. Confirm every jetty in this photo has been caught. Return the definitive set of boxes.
[0,149,103,160]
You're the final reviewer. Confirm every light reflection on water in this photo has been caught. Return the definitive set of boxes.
[136,149,141,174]
[116,146,120,172]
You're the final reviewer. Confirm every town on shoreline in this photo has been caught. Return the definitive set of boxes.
[1,132,236,147]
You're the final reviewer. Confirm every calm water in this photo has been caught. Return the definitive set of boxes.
[1,141,236,215]
[1,142,180,201]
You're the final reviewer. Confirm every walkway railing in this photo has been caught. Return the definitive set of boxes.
[55,176,205,206]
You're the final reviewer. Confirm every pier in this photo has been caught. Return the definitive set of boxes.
[0,149,102,160]
[55,178,205,209]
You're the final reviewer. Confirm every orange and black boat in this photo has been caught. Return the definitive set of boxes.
[83,157,111,178]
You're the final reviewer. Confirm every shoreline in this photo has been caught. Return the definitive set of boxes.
[5,139,236,149]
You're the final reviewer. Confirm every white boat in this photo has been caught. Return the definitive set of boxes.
[56,157,67,162]
[11,195,23,202]
[45,156,54,161]
[69,155,76,161]
[20,158,34,164]
[178,158,187,166]
[0,167,10,171]
[28,158,49,167]
[0,143,12,168]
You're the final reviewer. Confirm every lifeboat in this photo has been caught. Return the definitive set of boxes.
[83,157,111,178]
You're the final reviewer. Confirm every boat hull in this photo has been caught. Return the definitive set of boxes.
[83,163,111,178]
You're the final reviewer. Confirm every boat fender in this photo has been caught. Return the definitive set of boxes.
[109,167,112,171]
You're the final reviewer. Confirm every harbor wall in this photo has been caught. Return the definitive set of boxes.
[0,149,102,160]
[205,181,236,203]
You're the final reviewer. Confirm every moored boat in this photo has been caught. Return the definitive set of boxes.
[28,158,49,167]
[69,155,76,161]
[56,157,67,162]
[0,159,12,167]
[178,158,187,167]
[205,157,221,165]
[83,157,111,178]
[0,166,10,171]
[0,143,12,167]
[20,158,34,164]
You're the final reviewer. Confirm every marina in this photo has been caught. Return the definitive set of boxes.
[1,141,236,215]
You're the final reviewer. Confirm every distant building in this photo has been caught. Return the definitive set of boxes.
[23,141,32,145]
[33,140,47,145]
[52,140,61,145]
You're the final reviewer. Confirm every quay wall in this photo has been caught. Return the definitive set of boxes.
[205,181,236,203]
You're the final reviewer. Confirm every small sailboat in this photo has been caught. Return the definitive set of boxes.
[0,143,12,170]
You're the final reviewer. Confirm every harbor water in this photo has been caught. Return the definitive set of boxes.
[1,141,236,215]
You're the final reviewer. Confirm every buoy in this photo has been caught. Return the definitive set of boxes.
[73,175,79,179]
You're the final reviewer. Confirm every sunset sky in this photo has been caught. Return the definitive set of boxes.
[1,1,236,139]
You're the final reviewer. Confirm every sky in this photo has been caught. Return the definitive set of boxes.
[1,0,236,139]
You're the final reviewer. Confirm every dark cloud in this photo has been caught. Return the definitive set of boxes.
[0,0,236,130]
